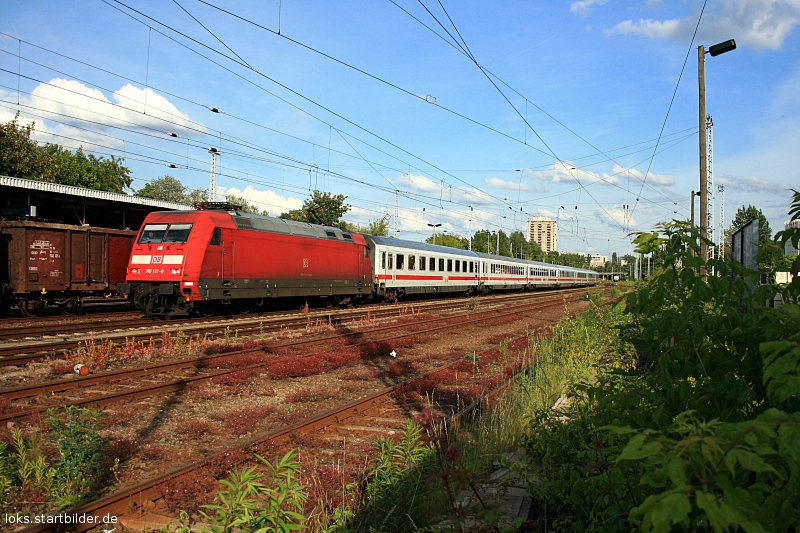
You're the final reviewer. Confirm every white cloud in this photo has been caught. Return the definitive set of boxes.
[612,164,674,187]
[596,206,638,230]
[485,176,530,191]
[0,79,205,152]
[33,79,202,134]
[608,18,681,39]
[218,185,303,215]
[607,0,800,49]
[394,173,495,205]
[395,173,441,193]
[531,161,624,187]
[717,175,790,193]
[570,0,609,16]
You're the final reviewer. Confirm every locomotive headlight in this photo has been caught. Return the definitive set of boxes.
[170,268,181,275]
[131,268,140,274]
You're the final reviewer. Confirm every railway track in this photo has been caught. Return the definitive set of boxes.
[0,290,582,422]
[7,287,605,532]
[18,325,534,532]
[0,289,586,365]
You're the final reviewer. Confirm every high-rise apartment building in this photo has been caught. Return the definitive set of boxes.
[526,217,558,253]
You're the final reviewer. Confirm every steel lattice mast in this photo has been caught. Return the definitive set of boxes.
[706,115,715,261]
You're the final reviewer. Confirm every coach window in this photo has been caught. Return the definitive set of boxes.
[439,258,445,271]
[455,260,460,272]
[210,227,221,245]
[409,255,416,270]
[447,259,453,272]
[430,257,436,271]
[397,254,405,270]
[381,252,386,269]
[419,256,426,271]
[388,253,394,269]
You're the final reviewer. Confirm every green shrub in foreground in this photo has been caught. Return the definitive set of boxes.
[524,191,800,532]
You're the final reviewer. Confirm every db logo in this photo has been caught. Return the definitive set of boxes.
[151,256,163,264]
[302,258,309,269]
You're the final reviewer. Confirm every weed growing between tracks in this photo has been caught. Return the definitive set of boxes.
[151,292,611,531]
[0,406,109,513]
[306,301,628,531]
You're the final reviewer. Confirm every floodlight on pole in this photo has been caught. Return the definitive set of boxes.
[699,38,736,275]
[427,223,442,245]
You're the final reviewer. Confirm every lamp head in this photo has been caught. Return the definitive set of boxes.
[708,39,736,57]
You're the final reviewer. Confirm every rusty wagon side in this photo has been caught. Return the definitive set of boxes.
[0,220,135,314]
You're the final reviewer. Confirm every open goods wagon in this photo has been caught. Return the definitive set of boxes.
[0,220,136,314]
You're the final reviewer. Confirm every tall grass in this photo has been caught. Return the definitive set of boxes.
[325,298,631,531]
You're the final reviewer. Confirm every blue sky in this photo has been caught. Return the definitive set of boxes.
[2,0,798,256]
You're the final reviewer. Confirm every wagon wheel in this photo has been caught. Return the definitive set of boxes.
[18,300,32,317]
[61,297,81,315]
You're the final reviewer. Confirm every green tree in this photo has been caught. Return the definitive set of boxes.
[185,188,208,205]
[280,190,350,228]
[724,205,787,278]
[366,218,390,236]
[0,115,131,192]
[135,175,190,202]
[471,229,492,254]
[341,217,390,236]
[425,233,467,249]
[0,114,46,179]
[729,205,772,244]
[225,194,266,215]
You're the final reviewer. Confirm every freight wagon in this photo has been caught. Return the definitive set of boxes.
[0,220,136,314]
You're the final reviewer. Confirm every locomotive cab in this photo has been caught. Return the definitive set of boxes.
[121,208,234,315]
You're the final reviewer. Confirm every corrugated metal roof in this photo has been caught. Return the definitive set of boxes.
[0,175,190,211]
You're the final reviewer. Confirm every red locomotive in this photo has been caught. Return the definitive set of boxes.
[121,203,598,316]
[119,203,372,315]
[0,220,135,314]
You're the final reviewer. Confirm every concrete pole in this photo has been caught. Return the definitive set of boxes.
[698,45,708,275]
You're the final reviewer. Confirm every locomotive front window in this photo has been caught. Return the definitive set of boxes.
[138,223,193,244]
[139,224,167,243]
[164,223,192,243]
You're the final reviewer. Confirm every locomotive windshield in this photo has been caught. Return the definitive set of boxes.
[138,223,193,244]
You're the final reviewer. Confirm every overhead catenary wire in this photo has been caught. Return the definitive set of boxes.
[0,3,701,249]
[100,0,524,213]
[631,0,709,218]
[1,11,684,229]
[187,0,685,230]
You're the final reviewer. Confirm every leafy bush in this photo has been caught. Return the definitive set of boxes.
[199,450,308,532]
[0,406,108,512]
[44,405,108,508]
[524,191,800,532]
